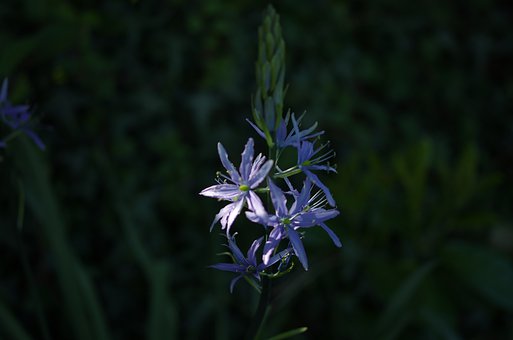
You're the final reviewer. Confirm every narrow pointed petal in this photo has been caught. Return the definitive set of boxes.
[246,119,266,139]
[268,179,287,216]
[304,169,336,207]
[239,138,254,180]
[0,78,8,102]
[229,275,244,293]
[210,204,235,231]
[320,223,342,248]
[291,113,301,146]
[22,129,45,151]
[308,164,337,173]
[275,120,287,147]
[2,105,31,116]
[248,159,273,188]
[227,236,248,264]
[290,179,312,214]
[262,226,284,265]
[266,248,292,267]
[199,184,240,199]
[209,263,247,273]
[247,237,263,264]
[225,198,245,233]
[288,227,308,271]
[295,209,339,227]
[298,121,319,138]
[217,142,241,183]
[298,142,314,164]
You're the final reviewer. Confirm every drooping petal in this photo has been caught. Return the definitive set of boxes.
[210,203,235,231]
[22,129,45,151]
[287,227,308,271]
[246,191,268,224]
[320,223,342,248]
[239,138,254,180]
[247,237,263,265]
[303,169,336,207]
[217,142,241,183]
[199,184,240,200]
[262,226,284,265]
[229,274,244,293]
[248,159,273,188]
[225,197,245,233]
[268,179,288,216]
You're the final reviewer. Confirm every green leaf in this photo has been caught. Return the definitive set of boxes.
[441,242,513,311]
[267,327,308,340]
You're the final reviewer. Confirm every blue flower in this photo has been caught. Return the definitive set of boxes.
[0,78,45,150]
[248,112,323,149]
[200,138,273,233]
[258,179,340,271]
[210,234,291,293]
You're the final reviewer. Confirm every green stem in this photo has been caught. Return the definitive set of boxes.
[246,277,272,340]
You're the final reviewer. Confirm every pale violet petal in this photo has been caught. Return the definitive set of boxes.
[239,138,254,181]
[225,198,245,234]
[200,184,240,200]
[248,159,273,188]
[320,223,342,248]
[229,275,244,293]
[262,226,284,265]
[217,142,241,183]
[288,227,308,271]
[268,179,288,216]
[304,169,336,207]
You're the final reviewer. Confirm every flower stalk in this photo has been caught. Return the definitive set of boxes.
[200,5,342,338]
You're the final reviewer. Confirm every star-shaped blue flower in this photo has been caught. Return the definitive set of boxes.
[248,112,323,149]
[200,138,273,234]
[0,78,45,150]
[255,179,340,271]
[210,234,291,293]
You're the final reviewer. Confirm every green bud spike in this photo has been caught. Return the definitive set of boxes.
[251,4,287,148]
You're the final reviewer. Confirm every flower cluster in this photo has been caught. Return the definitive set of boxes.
[201,112,341,292]
[0,78,45,150]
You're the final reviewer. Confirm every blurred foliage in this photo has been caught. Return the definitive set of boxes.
[1,0,512,339]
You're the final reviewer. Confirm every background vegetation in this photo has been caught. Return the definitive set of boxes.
[1,1,512,339]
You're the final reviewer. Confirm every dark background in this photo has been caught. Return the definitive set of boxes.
[1,1,512,339]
